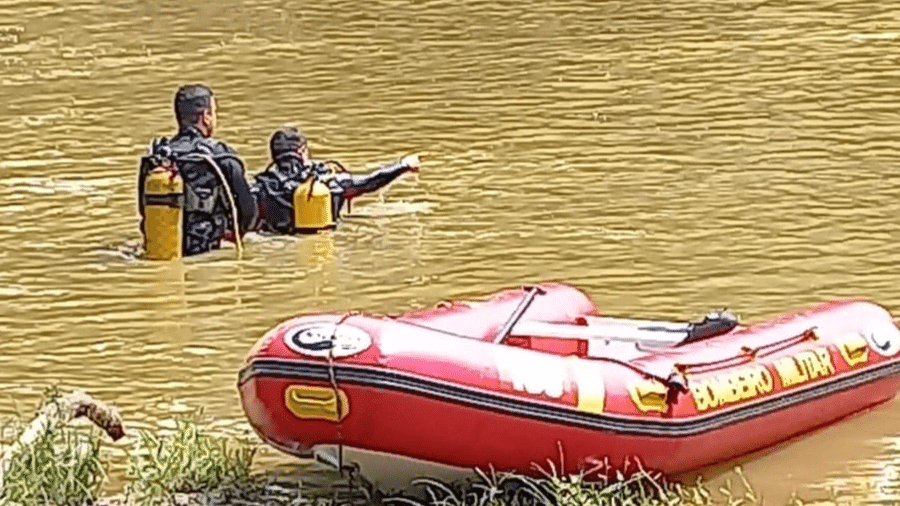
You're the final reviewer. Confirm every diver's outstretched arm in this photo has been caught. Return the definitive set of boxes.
[331,155,419,200]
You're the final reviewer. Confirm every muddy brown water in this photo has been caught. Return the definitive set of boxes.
[1,0,900,502]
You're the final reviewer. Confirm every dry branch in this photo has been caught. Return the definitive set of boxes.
[0,389,125,491]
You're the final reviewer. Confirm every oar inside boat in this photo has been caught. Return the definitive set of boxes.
[493,285,547,344]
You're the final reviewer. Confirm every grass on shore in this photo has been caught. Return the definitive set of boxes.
[385,461,760,506]
[1,415,106,506]
[0,392,833,506]
[0,388,264,506]
[0,388,107,506]
[123,413,260,506]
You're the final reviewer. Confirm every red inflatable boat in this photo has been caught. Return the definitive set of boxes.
[237,283,900,491]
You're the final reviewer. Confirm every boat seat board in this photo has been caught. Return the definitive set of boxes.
[578,316,691,333]
[510,319,690,348]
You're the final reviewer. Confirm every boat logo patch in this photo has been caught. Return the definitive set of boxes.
[284,323,373,358]
[496,351,566,399]
[862,319,900,358]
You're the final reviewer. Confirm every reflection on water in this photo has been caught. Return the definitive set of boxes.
[2,0,900,500]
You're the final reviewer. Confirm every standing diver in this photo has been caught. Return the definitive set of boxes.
[137,84,258,259]
[252,126,421,234]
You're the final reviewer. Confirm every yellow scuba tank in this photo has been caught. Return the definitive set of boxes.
[142,166,184,260]
[293,177,334,232]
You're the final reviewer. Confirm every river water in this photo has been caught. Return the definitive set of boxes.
[1,0,899,502]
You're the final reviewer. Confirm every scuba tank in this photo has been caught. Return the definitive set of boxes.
[258,156,340,234]
[139,139,238,260]
[140,142,184,260]
[293,176,335,233]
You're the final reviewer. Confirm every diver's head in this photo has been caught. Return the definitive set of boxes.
[270,126,310,166]
[174,84,217,137]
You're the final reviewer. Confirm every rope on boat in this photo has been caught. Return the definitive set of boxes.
[326,335,343,475]
[589,356,687,390]
[674,327,818,375]
[327,312,357,419]
[325,311,362,476]
[587,327,822,405]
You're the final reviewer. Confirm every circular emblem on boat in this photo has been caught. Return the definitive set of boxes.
[284,323,372,358]
[861,319,900,357]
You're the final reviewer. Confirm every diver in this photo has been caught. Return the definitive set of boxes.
[252,126,420,234]
[137,84,258,259]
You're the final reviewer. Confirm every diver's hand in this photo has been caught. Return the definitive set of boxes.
[400,153,421,172]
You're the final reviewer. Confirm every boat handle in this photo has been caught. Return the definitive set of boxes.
[675,327,818,375]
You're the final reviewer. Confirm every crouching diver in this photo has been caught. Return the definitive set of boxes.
[252,126,420,234]
[137,84,258,260]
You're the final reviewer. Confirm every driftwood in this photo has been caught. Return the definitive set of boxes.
[0,390,125,491]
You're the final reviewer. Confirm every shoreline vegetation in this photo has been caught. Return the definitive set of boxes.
[0,388,842,506]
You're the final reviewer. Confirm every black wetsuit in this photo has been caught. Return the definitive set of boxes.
[251,156,412,234]
[138,126,257,256]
